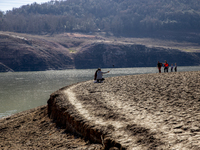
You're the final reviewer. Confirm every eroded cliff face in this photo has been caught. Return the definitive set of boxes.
[47,84,126,150]
[74,43,200,69]
[1,32,200,72]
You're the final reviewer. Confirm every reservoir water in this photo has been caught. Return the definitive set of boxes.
[0,66,200,118]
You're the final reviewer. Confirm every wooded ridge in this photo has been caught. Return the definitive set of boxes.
[0,0,200,36]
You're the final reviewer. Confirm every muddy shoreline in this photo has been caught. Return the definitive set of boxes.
[1,71,200,149]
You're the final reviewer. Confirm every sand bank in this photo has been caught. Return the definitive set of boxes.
[0,105,102,149]
[1,71,200,149]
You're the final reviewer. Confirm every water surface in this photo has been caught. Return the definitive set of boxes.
[0,66,200,118]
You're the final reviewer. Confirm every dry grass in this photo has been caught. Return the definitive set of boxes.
[1,31,200,53]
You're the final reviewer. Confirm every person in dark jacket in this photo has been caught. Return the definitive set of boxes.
[157,61,163,73]
[174,63,177,72]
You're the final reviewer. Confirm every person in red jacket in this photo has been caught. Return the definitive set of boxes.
[164,60,169,72]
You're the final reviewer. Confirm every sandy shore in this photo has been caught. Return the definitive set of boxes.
[1,71,200,149]
[67,71,200,149]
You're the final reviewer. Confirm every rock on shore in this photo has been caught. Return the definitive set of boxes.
[1,71,200,149]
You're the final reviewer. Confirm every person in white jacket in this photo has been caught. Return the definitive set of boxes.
[96,68,109,83]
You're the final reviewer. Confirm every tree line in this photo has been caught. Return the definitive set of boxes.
[0,0,200,35]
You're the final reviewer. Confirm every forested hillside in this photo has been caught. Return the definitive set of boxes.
[0,0,200,36]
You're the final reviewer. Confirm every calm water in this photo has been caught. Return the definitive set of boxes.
[0,66,200,118]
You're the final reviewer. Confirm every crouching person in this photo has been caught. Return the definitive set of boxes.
[95,68,109,83]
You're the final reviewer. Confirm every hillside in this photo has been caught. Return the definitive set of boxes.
[0,0,200,37]
[0,32,74,72]
[0,31,200,72]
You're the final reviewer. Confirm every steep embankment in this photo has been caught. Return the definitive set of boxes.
[48,71,200,149]
[74,43,200,68]
[1,31,200,72]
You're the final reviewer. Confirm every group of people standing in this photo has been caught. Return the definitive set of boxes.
[157,60,177,73]
[93,61,177,83]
